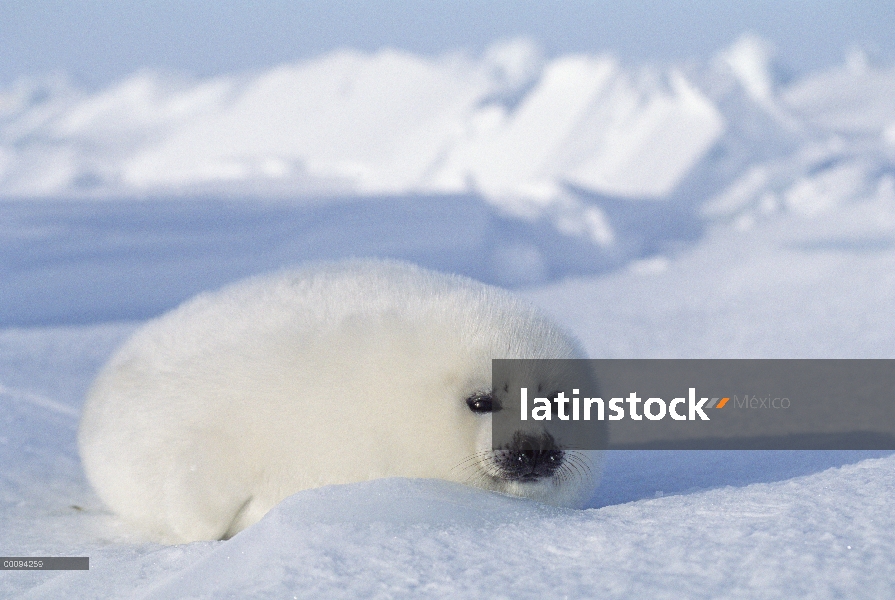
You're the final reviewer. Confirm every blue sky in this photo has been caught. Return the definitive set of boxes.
[1,0,893,87]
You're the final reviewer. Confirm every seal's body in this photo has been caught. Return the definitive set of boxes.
[79,260,601,543]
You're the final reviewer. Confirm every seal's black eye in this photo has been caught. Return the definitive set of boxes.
[466,393,497,413]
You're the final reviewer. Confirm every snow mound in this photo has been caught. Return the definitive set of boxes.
[12,462,892,599]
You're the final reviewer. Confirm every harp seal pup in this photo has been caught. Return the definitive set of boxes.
[78,259,601,543]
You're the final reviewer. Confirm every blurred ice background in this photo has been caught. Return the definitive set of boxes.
[2,2,895,597]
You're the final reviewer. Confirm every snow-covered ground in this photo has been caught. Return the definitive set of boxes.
[2,35,895,597]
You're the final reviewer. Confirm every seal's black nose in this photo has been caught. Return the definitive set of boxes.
[498,432,564,481]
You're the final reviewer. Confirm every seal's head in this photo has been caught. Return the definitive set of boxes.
[455,367,603,509]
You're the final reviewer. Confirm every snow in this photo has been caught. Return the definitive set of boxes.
[0,39,726,213]
[54,469,895,599]
[2,33,895,597]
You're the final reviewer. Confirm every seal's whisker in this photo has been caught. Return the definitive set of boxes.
[451,451,491,473]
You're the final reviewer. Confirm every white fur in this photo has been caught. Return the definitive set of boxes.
[78,260,601,543]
